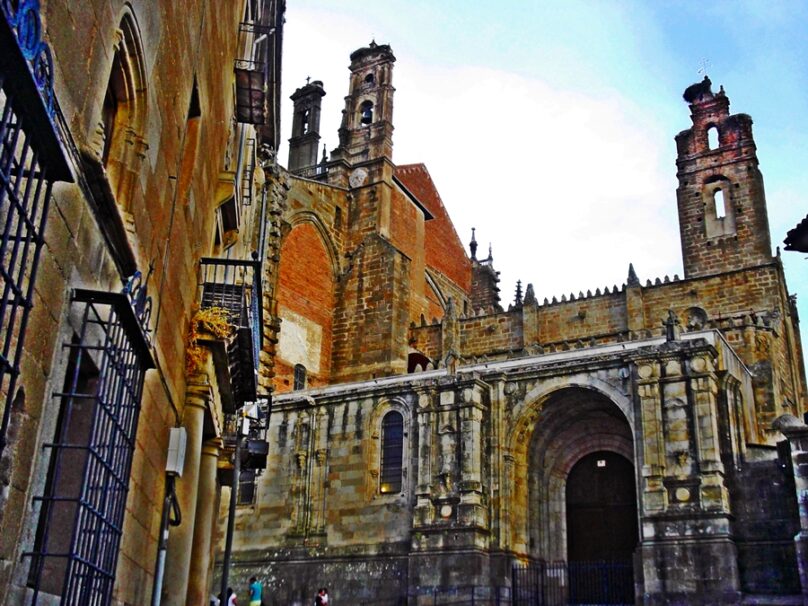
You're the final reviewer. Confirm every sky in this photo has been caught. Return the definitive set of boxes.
[278,1,808,342]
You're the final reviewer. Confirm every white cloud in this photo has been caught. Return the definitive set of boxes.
[283,10,681,303]
[392,62,682,301]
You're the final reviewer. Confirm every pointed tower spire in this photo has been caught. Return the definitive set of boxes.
[524,283,536,305]
[469,227,478,261]
[514,280,523,307]
[627,263,640,287]
[487,243,493,263]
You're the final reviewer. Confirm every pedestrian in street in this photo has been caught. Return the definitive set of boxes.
[314,588,324,606]
[321,587,329,606]
[226,587,237,606]
[248,576,263,606]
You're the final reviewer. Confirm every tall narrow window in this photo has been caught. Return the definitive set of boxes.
[293,364,307,390]
[28,337,99,596]
[98,12,148,212]
[380,411,404,494]
[707,126,719,150]
[177,79,202,205]
[714,188,726,218]
[101,50,125,165]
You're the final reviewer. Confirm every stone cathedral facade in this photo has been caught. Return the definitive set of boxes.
[224,44,808,605]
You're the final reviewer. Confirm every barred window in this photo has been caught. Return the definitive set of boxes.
[26,285,154,605]
[380,411,404,494]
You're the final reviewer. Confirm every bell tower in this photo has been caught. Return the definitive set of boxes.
[675,77,772,278]
[332,41,396,169]
[288,79,326,173]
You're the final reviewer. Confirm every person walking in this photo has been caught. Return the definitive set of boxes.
[248,576,263,606]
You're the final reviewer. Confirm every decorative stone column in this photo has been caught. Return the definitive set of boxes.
[636,361,666,513]
[162,373,212,606]
[413,388,435,528]
[186,438,222,606]
[773,414,808,603]
[458,381,487,530]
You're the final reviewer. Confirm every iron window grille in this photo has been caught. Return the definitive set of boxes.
[199,256,263,409]
[24,276,154,605]
[380,411,404,494]
[0,0,73,458]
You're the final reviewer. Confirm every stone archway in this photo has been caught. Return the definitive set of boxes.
[525,386,636,562]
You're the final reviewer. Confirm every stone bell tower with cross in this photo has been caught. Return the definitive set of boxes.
[675,76,772,278]
[288,78,326,172]
[328,41,396,187]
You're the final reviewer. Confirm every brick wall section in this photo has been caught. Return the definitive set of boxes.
[471,261,502,314]
[459,312,523,357]
[409,323,442,362]
[390,186,429,323]
[274,222,335,392]
[527,291,627,344]
[285,178,350,256]
[395,164,472,293]
[331,234,411,380]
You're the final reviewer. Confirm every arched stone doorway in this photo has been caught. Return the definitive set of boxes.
[566,451,638,562]
[524,386,637,563]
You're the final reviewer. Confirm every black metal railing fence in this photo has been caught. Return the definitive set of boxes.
[512,560,633,606]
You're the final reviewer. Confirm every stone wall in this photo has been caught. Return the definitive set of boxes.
[408,261,805,443]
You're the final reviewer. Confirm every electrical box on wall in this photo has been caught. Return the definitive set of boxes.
[166,427,187,476]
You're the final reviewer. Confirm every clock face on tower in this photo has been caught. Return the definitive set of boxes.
[349,167,368,188]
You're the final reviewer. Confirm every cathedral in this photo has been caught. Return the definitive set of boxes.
[224,42,808,605]
[1,1,806,603]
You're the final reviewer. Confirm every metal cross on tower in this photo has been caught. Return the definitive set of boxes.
[698,58,711,76]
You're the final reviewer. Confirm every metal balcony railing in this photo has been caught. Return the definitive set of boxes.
[292,162,329,180]
[199,255,262,406]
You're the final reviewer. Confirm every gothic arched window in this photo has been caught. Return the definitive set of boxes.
[380,411,404,493]
[100,11,147,212]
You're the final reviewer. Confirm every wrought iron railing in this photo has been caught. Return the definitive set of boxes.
[198,256,262,406]
[357,585,511,605]
[512,560,634,605]
[240,137,255,206]
[293,163,328,180]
